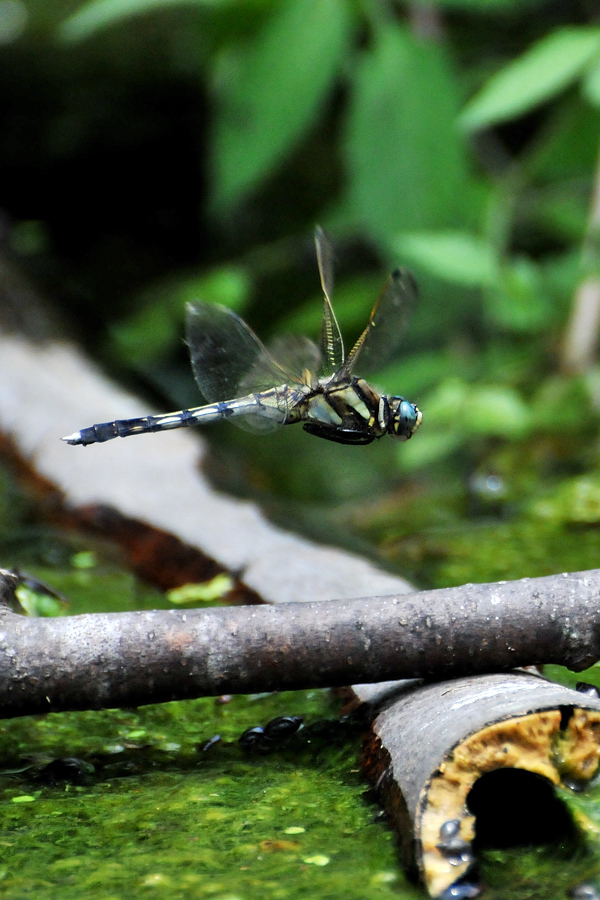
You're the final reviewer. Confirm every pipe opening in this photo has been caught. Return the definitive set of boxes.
[559,704,574,730]
[467,768,575,849]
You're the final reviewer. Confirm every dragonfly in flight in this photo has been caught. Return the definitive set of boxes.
[62,228,422,448]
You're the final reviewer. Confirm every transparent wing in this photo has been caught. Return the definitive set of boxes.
[260,334,321,389]
[332,267,418,383]
[186,301,297,433]
[235,334,320,433]
[315,226,344,377]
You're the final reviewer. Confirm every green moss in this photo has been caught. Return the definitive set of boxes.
[0,692,421,900]
[478,842,599,900]
[373,514,600,590]
[433,519,600,588]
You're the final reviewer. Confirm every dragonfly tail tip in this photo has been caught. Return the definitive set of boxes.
[61,432,82,446]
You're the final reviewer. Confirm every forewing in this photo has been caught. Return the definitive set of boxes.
[315,226,344,376]
[333,267,418,382]
[186,301,292,434]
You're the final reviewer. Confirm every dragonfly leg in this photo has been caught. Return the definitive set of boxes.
[302,421,375,445]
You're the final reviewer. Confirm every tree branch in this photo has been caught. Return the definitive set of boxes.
[1,569,599,719]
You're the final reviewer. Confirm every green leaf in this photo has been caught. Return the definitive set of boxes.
[392,231,499,287]
[463,385,531,438]
[109,266,250,365]
[526,100,600,181]
[58,0,216,42]
[210,0,352,210]
[461,27,600,131]
[416,0,532,6]
[279,275,384,340]
[582,58,600,107]
[399,428,464,470]
[531,375,591,434]
[378,349,478,399]
[530,475,600,524]
[178,266,250,311]
[486,257,550,332]
[15,586,67,618]
[166,574,234,604]
[399,377,531,470]
[344,23,469,238]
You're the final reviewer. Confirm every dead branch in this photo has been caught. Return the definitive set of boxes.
[0,568,599,719]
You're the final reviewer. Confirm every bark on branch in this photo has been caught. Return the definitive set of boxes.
[1,568,599,719]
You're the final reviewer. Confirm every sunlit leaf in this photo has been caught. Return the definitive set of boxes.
[582,58,600,107]
[166,574,234,604]
[461,27,600,130]
[71,550,97,569]
[58,0,219,42]
[211,0,352,210]
[344,22,469,238]
[392,231,499,287]
[179,267,250,311]
[15,586,67,618]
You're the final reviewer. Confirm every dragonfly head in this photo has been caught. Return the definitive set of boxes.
[387,398,422,441]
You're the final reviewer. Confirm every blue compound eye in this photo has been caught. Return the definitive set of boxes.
[389,399,422,439]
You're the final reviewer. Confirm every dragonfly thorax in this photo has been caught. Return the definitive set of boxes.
[297,377,422,446]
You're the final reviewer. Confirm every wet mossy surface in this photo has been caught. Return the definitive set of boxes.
[0,691,423,900]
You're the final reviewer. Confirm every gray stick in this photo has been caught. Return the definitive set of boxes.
[0,569,598,719]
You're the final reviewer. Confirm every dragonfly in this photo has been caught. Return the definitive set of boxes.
[62,228,422,448]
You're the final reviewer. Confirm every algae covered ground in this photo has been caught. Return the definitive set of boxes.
[0,690,420,900]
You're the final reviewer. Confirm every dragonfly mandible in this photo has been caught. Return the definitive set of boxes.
[62,228,422,448]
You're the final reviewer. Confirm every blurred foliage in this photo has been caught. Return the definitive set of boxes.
[4,1,600,587]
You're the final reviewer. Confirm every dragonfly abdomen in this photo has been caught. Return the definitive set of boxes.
[62,392,289,446]
[63,408,205,446]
